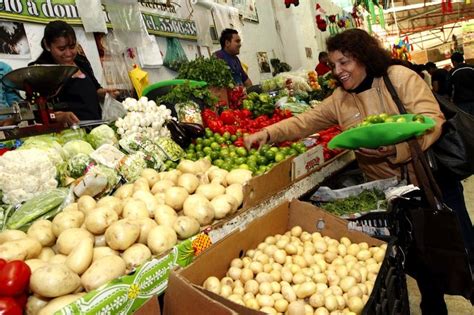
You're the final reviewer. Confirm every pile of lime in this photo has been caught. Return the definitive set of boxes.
[358,113,426,127]
[184,129,307,175]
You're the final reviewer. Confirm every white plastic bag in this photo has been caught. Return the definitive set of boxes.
[102,93,127,122]
[76,0,107,33]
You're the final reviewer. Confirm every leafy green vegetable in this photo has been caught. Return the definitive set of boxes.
[67,153,94,179]
[318,189,386,216]
[62,140,94,159]
[177,57,234,88]
[88,125,118,149]
[157,81,217,107]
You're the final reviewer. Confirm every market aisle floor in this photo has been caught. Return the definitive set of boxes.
[407,176,474,314]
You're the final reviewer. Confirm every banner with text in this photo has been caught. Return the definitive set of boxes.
[0,0,197,40]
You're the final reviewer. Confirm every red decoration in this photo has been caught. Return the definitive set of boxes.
[285,0,300,8]
[441,0,453,13]
[315,3,327,32]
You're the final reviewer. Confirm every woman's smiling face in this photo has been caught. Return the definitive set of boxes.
[328,50,367,90]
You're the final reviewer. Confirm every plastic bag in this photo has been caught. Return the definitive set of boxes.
[102,0,153,49]
[163,38,188,72]
[175,101,203,124]
[76,0,107,33]
[102,93,127,121]
[90,144,125,169]
[128,66,149,97]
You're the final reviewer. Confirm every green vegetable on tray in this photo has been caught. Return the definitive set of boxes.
[318,189,387,216]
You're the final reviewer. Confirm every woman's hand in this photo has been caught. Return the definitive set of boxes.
[244,130,269,151]
[55,111,80,127]
[97,88,120,99]
[356,145,396,158]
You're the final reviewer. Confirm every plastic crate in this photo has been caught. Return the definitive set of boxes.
[363,237,410,315]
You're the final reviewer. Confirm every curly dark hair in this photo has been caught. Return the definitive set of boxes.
[326,29,391,77]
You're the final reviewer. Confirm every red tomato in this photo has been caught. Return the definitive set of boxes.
[0,297,22,315]
[0,261,31,297]
[220,110,235,125]
[0,259,6,270]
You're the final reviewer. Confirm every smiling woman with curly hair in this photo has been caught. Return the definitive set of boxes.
[245,28,473,315]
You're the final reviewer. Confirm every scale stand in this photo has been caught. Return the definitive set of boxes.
[0,64,78,140]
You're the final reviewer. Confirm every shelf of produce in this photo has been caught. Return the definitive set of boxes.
[208,150,355,244]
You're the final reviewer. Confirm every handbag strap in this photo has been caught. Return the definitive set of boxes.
[382,74,444,210]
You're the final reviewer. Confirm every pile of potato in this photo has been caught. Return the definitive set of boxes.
[202,226,386,315]
[0,158,247,315]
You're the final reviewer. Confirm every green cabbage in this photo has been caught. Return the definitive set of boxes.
[62,140,94,159]
[67,153,94,178]
[88,125,118,149]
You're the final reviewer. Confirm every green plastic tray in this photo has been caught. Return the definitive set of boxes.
[142,79,207,98]
[328,114,435,149]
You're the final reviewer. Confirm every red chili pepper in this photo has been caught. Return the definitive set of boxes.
[0,260,31,297]
[0,297,22,315]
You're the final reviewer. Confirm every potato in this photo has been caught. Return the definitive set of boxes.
[153,205,178,227]
[196,183,226,201]
[173,216,200,239]
[133,177,150,192]
[177,173,200,194]
[62,203,78,212]
[183,194,215,226]
[38,247,55,262]
[113,183,134,200]
[133,190,159,216]
[30,264,81,298]
[122,199,149,220]
[56,228,94,255]
[151,180,175,194]
[52,211,85,237]
[77,195,96,215]
[225,184,244,207]
[226,169,252,185]
[208,168,229,186]
[92,247,119,262]
[154,192,166,205]
[25,259,47,273]
[164,187,189,210]
[66,238,93,275]
[141,168,160,187]
[94,235,106,247]
[130,218,158,244]
[48,254,67,264]
[97,196,123,216]
[0,237,42,261]
[147,225,178,255]
[26,294,50,315]
[37,293,85,315]
[28,220,56,246]
[122,244,152,270]
[84,206,119,235]
[0,229,27,244]
[81,255,126,292]
[105,220,140,251]
[210,195,234,219]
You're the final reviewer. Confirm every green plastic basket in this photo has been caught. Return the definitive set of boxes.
[328,114,435,149]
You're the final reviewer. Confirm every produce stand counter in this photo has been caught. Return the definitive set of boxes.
[56,151,355,315]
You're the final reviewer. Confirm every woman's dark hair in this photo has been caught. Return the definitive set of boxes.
[326,29,391,77]
[219,28,238,49]
[41,20,76,50]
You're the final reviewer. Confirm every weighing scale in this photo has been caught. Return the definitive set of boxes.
[0,65,106,140]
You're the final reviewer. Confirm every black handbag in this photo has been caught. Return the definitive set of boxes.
[383,74,474,302]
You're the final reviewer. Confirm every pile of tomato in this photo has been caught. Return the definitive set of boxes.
[315,126,344,160]
[0,259,31,315]
[202,108,293,136]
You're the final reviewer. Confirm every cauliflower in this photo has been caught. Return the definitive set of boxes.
[0,149,58,204]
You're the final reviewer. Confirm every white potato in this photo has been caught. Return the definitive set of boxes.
[183,194,215,226]
[0,229,27,244]
[92,247,119,262]
[52,211,85,237]
[141,168,160,187]
[25,259,47,273]
[26,294,50,315]
[122,199,149,219]
[113,183,134,200]
[81,255,126,292]
[153,205,178,227]
[27,220,56,246]
[196,183,226,201]
[122,244,152,270]
[105,220,140,251]
[62,203,78,212]
[38,247,55,262]
[0,237,42,261]
[133,190,159,216]
[177,173,200,194]
[147,225,177,255]
[225,184,244,207]
[97,196,123,216]
[48,254,67,264]
[151,180,175,194]
[56,228,94,255]
[37,293,85,315]
[77,195,96,215]
[130,218,158,244]
[173,216,200,239]
[164,187,189,210]
[30,264,81,298]
[84,206,119,235]
[133,177,150,192]
[66,238,94,275]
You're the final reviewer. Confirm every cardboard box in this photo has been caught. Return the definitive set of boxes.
[242,145,326,209]
[163,200,384,315]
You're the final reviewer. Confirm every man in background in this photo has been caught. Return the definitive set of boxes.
[449,52,474,115]
[315,51,331,76]
[214,28,252,88]
[425,61,451,97]
[0,61,21,123]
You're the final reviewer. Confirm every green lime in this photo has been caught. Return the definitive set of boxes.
[270,147,279,153]
[214,159,224,167]
[396,117,407,123]
[247,160,258,169]
[256,155,268,166]
[379,113,389,121]
[195,144,203,152]
[288,149,298,156]
[188,143,195,150]
[384,117,395,123]
[296,144,307,154]
[238,164,250,170]
[264,150,276,161]
[258,165,268,172]
[223,132,231,140]
[210,152,220,160]
[230,135,237,142]
[236,147,248,157]
[216,136,225,144]
[261,144,271,152]
[186,152,196,160]
[202,139,211,147]
[229,151,237,158]
[229,145,236,150]
[205,128,213,137]
[247,155,258,163]
[225,140,233,145]
[197,151,206,158]
[196,137,203,144]
[275,152,286,162]
[207,136,215,143]
[210,142,221,151]
[249,148,257,155]
[235,157,246,165]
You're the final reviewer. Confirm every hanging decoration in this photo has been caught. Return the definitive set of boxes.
[355,0,385,32]
[315,3,327,32]
[391,37,412,61]
[337,15,352,30]
[285,0,300,8]
[441,0,453,13]
[351,6,364,28]
[328,15,338,35]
